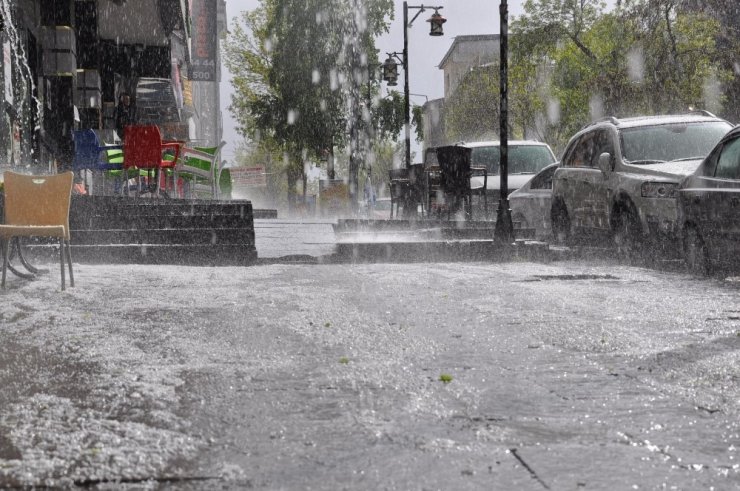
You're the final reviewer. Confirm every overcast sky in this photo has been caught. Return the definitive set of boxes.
[219,1,614,162]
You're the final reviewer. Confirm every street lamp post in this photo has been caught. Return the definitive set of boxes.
[382,3,445,170]
[401,3,445,170]
[494,0,514,243]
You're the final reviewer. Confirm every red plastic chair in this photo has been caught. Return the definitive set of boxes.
[123,125,181,196]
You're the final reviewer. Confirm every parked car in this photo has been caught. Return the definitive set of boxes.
[508,163,559,240]
[678,125,740,274]
[463,140,557,215]
[550,112,732,257]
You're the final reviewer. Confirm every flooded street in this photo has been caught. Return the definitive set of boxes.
[1,258,738,489]
[2,0,739,487]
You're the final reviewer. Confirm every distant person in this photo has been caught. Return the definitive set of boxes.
[364,175,376,203]
[114,92,136,140]
[363,175,376,217]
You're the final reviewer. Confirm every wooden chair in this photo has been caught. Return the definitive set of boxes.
[0,171,75,290]
[123,125,180,197]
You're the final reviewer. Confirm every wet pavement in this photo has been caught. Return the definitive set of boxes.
[0,220,738,489]
[255,219,336,260]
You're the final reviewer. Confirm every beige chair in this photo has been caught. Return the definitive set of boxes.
[0,171,75,290]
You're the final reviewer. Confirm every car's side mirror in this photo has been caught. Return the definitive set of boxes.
[597,152,612,174]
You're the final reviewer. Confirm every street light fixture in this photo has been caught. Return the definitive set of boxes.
[382,54,401,87]
[390,2,445,171]
[427,9,446,36]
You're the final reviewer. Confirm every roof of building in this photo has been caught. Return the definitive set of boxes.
[438,34,500,69]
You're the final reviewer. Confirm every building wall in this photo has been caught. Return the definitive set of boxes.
[422,98,446,150]
[439,36,499,99]
[0,0,197,174]
[420,35,500,151]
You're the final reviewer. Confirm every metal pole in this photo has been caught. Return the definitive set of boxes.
[495,0,514,243]
[403,1,411,170]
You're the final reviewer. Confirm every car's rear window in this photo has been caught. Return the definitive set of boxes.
[620,122,731,163]
[470,145,555,175]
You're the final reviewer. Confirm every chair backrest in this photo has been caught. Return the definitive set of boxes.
[105,148,124,166]
[124,125,163,169]
[3,171,74,239]
[184,149,215,173]
[436,145,472,194]
[72,129,102,171]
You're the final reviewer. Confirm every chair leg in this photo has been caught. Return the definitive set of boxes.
[65,240,75,288]
[59,238,66,291]
[15,237,45,274]
[469,191,474,221]
[1,238,10,288]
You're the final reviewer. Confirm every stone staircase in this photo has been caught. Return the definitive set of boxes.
[25,195,259,266]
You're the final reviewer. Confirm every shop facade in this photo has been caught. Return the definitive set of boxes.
[0,0,223,175]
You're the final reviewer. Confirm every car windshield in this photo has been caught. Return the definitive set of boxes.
[620,122,731,163]
[470,145,555,175]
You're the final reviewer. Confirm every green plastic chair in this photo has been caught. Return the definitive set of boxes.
[175,142,226,199]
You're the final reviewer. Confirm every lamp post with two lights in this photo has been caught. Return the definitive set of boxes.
[381,3,446,171]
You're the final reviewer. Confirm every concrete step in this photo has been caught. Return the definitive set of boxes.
[25,243,257,266]
[71,228,254,246]
[74,214,255,231]
[61,195,260,264]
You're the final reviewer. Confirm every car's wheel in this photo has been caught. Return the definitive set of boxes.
[551,201,570,245]
[612,204,644,263]
[684,225,710,276]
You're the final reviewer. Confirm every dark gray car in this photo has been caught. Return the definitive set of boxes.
[679,125,740,274]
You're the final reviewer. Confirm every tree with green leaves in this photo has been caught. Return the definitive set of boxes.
[442,0,727,154]
[224,0,397,210]
[444,64,500,143]
[680,0,740,123]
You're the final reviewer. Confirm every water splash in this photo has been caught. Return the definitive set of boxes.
[547,97,561,125]
[0,0,44,164]
[336,0,374,202]
[627,46,644,83]
[702,70,722,115]
[589,94,605,121]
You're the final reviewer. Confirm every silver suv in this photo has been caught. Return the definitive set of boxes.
[550,113,732,255]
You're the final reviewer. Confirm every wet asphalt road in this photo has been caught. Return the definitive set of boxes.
[0,220,738,489]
